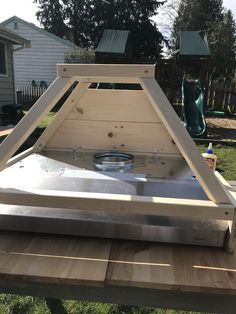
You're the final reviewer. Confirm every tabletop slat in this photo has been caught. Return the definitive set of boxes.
[0,231,111,287]
[106,240,236,295]
[0,180,234,295]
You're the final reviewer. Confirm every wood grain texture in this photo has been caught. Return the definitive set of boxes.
[215,172,236,207]
[57,64,155,78]
[140,77,231,204]
[0,188,233,220]
[214,172,236,252]
[229,181,236,191]
[68,89,161,123]
[47,120,180,154]
[0,127,13,137]
[106,240,236,295]
[0,231,111,287]
[37,82,90,151]
[0,77,73,170]
[0,231,236,302]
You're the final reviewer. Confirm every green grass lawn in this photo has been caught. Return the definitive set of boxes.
[0,297,203,314]
[23,111,56,129]
[197,144,236,180]
[37,112,55,129]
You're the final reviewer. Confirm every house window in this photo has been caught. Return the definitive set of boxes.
[0,42,7,75]
[14,22,18,29]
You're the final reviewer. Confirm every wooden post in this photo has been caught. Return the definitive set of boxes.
[34,82,90,151]
[140,77,231,204]
[0,77,73,170]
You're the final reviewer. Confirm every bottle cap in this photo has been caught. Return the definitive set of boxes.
[206,143,213,154]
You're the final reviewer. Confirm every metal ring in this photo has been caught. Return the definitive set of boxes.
[94,151,134,172]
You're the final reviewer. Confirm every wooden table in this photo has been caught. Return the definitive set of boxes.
[0,183,234,313]
[0,230,236,313]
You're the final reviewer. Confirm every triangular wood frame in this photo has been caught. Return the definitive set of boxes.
[0,64,231,205]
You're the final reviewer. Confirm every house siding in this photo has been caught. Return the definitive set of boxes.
[0,40,15,108]
[3,19,75,87]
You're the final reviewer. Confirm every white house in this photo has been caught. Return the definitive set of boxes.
[1,16,77,87]
[0,25,29,109]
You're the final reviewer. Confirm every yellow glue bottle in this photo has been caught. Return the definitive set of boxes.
[202,143,217,171]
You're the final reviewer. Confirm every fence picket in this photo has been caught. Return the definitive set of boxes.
[16,86,47,107]
[16,79,236,114]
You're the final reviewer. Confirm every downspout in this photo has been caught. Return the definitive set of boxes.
[13,42,31,103]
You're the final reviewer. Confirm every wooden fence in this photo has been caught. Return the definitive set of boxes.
[159,81,236,114]
[16,83,78,111]
[206,81,236,114]
[16,86,47,107]
[16,80,236,115]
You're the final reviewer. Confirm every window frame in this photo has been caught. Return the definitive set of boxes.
[0,40,8,77]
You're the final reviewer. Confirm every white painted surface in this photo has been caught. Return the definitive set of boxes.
[2,17,76,86]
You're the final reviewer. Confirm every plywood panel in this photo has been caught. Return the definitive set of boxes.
[35,82,89,150]
[107,240,236,294]
[68,89,161,123]
[0,231,111,287]
[47,120,180,154]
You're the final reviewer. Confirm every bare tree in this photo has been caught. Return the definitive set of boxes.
[155,0,180,37]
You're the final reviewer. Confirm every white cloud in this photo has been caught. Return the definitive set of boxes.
[0,0,39,26]
[223,0,236,16]
[0,0,235,34]
[155,0,236,37]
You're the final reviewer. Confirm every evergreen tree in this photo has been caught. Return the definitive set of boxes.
[171,0,236,62]
[172,0,223,38]
[210,10,236,62]
[34,0,66,38]
[34,0,165,59]
[88,0,165,58]
[63,0,93,47]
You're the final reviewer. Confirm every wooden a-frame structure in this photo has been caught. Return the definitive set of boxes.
[0,64,235,250]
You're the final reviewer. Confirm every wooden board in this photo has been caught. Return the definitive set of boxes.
[57,64,155,79]
[0,77,73,170]
[0,231,111,287]
[106,240,236,295]
[215,173,236,252]
[0,188,232,220]
[0,126,13,138]
[68,89,161,123]
[47,120,180,154]
[35,82,90,150]
[229,181,236,191]
[140,77,231,204]
[1,230,236,298]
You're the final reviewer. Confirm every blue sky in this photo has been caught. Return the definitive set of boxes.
[0,0,235,28]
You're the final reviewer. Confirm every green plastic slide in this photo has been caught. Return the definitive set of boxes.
[181,79,207,138]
